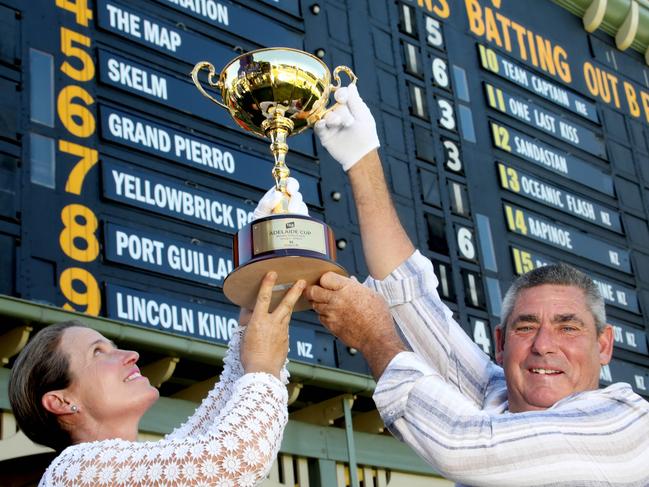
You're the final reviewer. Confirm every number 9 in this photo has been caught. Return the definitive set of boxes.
[60,267,101,315]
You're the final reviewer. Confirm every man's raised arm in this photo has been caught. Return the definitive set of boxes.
[315,85,414,279]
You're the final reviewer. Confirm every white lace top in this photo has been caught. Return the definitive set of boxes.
[39,326,289,486]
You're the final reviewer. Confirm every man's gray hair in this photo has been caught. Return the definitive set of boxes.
[501,263,607,334]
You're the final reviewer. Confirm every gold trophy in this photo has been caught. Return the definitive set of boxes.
[191,48,356,311]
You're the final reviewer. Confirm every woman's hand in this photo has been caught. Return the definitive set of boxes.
[240,272,306,378]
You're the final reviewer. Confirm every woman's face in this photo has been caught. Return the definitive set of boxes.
[58,327,159,423]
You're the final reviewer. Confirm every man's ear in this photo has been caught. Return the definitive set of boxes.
[598,324,614,365]
[494,324,505,365]
[42,391,74,416]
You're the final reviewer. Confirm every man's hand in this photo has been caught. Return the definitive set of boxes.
[314,84,380,172]
[240,272,306,378]
[306,272,407,379]
[252,177,308,220]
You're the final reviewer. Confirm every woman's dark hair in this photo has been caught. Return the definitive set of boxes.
[8,320,86,452]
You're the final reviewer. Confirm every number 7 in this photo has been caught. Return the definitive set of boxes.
[59,140,98,195]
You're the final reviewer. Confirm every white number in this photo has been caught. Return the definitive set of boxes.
[450,181,468,216]
[425,16,444,48]
[438,99,456,130]
[431,57,449,88]
[401,4,416,35]
[457,226,475,260]
[473,319,491,355]
[443,139,462,172]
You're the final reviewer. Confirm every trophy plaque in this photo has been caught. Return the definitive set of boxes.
[191,48,355,311]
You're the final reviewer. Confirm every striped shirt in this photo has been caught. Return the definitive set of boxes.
[367,250,649,487]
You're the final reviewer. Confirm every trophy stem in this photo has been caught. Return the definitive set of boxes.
[263,113,295,214]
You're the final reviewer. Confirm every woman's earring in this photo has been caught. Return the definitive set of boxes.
[70,405,78,413]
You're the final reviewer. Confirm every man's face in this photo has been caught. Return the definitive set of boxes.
[495,284,613,413]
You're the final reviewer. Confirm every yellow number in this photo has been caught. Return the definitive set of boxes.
[506,167,520,192]
[505,205,515,230]
[478,45,488,68]
[478,44,499,72]
[60,204,99,262]
[491,123,511,152]
[486,84,505,111]
[60,267,101,315]
[487,47,499,72]
[512,248,534,275]
[57,85,95,137]
[60,140,98,195]
[497,163,520,192]
[512,247,524,274]
[486,84,497,108]
[60,27,94,81]
[514,208,527,234]
[56,0,93,27]
[505,205,528,235]
[496,88,505,111]
[498,163,509,188]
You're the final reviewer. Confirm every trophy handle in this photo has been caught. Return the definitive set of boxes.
[191,61,228,111]
[331,65,357,90]
[319,66,358,119]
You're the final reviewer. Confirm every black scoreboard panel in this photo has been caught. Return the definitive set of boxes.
[2,0,649,396]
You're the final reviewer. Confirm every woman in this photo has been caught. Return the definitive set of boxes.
[9,272,305,486]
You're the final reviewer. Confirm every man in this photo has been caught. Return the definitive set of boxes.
[298,85,649,485]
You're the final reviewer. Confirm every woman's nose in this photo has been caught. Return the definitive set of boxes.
[121,349,139,364]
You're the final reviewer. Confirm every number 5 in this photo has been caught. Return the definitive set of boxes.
[61,27,94,82]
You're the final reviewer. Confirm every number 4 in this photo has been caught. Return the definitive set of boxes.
[473,319,491,355]
[56,0,93,27]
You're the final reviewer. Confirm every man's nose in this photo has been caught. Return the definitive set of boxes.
[531,325,557,355]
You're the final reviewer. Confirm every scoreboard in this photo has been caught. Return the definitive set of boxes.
[1,0,649,397]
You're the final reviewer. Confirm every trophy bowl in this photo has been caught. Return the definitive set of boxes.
[192,48,355,311]
[220,48,331,137]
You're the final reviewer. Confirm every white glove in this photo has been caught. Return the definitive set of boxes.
[252,177,309,220]
[314,84,380,171]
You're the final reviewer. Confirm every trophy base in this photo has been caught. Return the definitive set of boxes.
[223,214,347,311]
[223,255,347,311]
